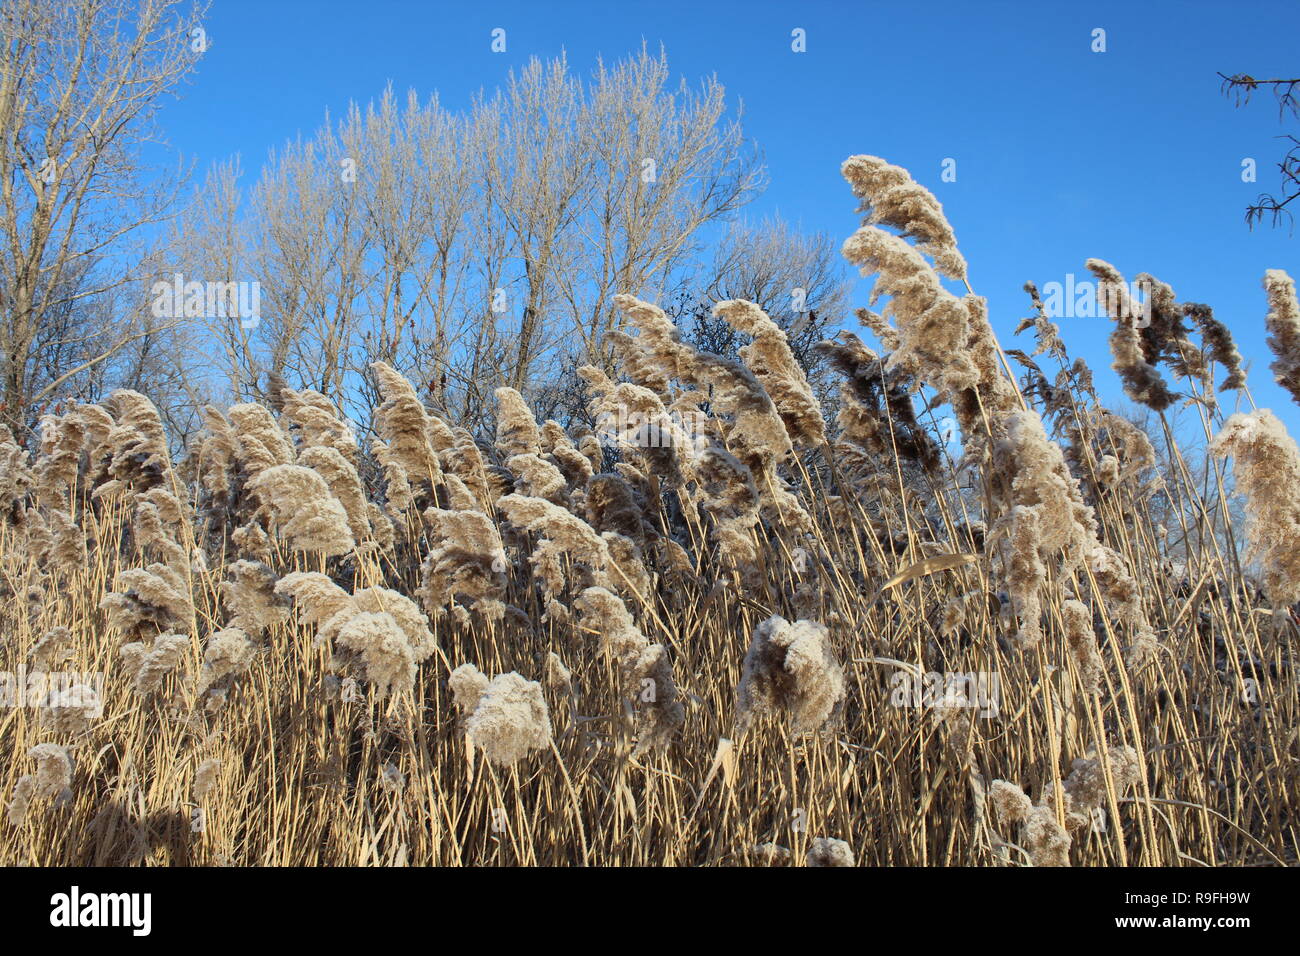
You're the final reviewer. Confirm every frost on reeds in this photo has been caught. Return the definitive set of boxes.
[448,664,552,767]
[494,386,542,459]
[1210,409,1300,606]
[714,299,826,448]
[38,682,102,734]
[990,745,1141,867]
[842,154,967,281]
[246,464,355,557]
[371,362,445,489]
[120,632,191,696]
[736,615,845,734]
[988,410,1097,647]
[194,758,221,804]
[497,493,612,603]
[1263,269,1300,405]
[101,563,193,637]
[418,508,508,624]
[220,559,291,636]
[197,626,256,697]
[280,388,358,462]
[574,586,684,754]
[1088,259,1178,412]
[275,572,436,696]
[299,446,373,545]
[806,836,856,867]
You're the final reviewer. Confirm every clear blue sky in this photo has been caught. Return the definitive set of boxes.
[158,0,1300,438]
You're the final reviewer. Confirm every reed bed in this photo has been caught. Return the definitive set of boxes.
[1,155,1296,867]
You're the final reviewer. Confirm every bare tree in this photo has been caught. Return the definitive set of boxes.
[569,46,766,369]
[0,0,204,438]
[675,215,851,400]
[1219,71,1300,229]
[171,47,773,443]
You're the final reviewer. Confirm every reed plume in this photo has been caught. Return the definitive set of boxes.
[228,402,295,479]
[280,388,359,461]
[418,508,508,624]
[449,664,553,767]
[275,572,436,696]
[120,632,191,696]
[246,464,355,557]
[6,774,35,826]
[28,743,72,801]
[194,758,221,804]
[574,586,684,754]
[198,626,256,697]
[371,362,444,487]
[842,154,967,281]
[220,560,291,636]
[1263,269,1300,405]
[806,836,856,867]
[715,298,826,447]
[1210,409,1300,605]
[495,386,542,459]
[736,615,845,734]
[299,446,373,545]
[1088,259,1178,412]
[101,563,193,637]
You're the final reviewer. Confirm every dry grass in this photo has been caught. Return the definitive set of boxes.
[1,156,1296,867]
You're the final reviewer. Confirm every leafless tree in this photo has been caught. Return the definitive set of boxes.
[176,46,767,439]
[674,215,851,400]
[1219,71,1300,230]
[0,0,205,439]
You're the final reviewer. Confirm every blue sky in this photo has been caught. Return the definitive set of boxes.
[158,0,1300,437]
